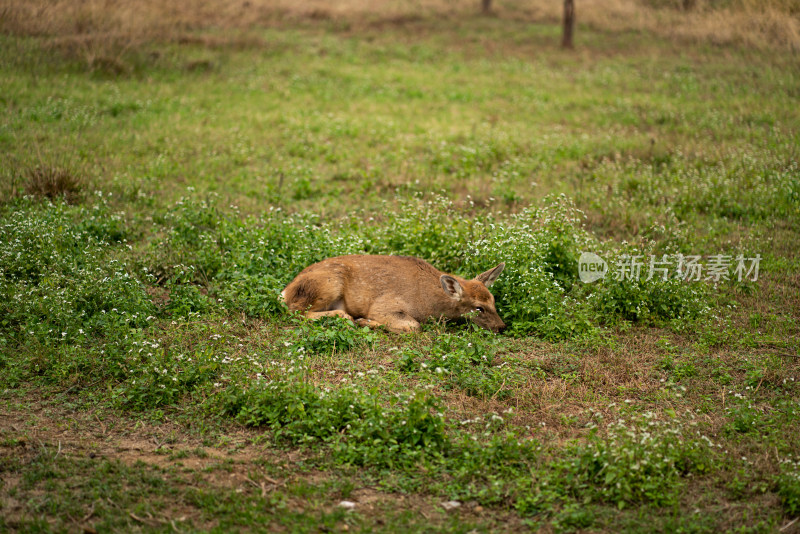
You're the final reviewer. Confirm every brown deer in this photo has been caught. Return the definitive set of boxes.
[281,255,506,333]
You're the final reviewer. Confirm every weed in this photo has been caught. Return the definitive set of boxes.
[558,414,715,509]
[288,315,378,355]
[0,197,153,387]
[112,346,222,410]
[136,191,714,338]
[776,458,800,516]
[399,329,515,399]
[162,282,214,319]
[23,165,84,202]
[217,382,447,467]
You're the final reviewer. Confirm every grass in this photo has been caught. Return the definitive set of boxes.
[2,0,799,51]
[2,2,800,532]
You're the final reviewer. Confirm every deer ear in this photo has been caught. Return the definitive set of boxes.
[440,275,463,299]
[475,263,505,287]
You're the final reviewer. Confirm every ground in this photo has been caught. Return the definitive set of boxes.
[1,1,800,532]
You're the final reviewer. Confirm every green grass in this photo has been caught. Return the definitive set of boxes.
[2,14,800,533]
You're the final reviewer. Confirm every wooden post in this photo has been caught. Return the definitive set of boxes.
[482,0,492,14]
[562,0,575,49]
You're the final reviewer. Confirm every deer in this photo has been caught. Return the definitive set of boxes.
[281,255,506,333]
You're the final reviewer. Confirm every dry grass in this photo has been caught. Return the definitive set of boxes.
[1,0,799,57]
[23,165,84,203]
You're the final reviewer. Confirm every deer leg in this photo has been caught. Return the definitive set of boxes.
[356,313,420,334]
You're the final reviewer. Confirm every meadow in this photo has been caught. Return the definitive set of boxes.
[1,1,800,531]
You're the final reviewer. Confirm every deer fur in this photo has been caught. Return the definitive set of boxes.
[281,255,506,333]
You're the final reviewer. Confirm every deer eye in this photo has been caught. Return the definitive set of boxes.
[476,307,485,313]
